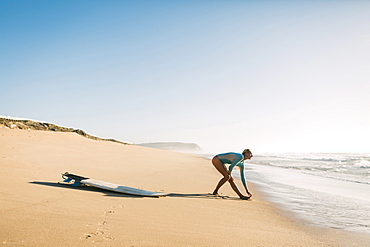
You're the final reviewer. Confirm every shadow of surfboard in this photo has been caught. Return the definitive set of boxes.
[30,182,244,200]
[29,181,141,198]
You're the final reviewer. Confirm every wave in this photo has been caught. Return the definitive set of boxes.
[249,153,370,185]
[354,160,370,168]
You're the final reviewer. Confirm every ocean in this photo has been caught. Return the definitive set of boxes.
[238,153,370,234]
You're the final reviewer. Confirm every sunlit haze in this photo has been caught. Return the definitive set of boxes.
[1,1,370,154]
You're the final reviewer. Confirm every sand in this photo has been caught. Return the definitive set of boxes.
[0,126,368,246]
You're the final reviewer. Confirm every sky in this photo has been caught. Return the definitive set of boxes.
[1,0,370,154]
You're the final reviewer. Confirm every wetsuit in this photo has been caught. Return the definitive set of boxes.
[216,152,247,188]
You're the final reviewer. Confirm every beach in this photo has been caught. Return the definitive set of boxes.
[1,126,369,246]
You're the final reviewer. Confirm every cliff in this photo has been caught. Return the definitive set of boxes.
[0,116,130,145]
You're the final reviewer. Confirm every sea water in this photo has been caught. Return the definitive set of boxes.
[239,153,370,234]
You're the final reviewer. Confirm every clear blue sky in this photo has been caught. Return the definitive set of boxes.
[1,0,370,153]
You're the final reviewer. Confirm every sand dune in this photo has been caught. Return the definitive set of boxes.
[0,126,365,246]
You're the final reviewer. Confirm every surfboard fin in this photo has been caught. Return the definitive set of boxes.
[61,172,88,186]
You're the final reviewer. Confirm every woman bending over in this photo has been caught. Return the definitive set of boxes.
[212,149,253,200]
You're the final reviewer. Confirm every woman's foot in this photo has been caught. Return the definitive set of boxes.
[239,195,251,200]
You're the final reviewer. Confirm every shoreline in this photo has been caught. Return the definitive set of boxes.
[248,181,370,247]
[243,156,370,239]
[1,127,369,246]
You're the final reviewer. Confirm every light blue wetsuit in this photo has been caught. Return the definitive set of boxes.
[216,152,247,188]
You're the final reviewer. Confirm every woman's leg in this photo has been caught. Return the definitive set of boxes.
[211,157,229,195]
[228,176,249,199]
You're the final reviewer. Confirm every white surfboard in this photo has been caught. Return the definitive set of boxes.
[81,178,169,197]
[61,172,169,197]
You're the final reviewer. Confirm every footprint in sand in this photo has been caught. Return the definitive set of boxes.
[98,220,108,226]
[81,229,107,240]
[81,210,116,241]
[104,210,114,216]
[103,236,114,240]
[82,233,93,239]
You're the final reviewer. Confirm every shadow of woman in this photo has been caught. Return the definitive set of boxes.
[167,193,241,200]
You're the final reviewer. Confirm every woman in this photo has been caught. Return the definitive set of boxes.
[212,149,253,200]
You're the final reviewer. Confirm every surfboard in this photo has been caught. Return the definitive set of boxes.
[60,172,169,197]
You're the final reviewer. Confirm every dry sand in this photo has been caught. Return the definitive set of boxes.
[0,127,368,246]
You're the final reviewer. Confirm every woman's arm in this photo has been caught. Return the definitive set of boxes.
[239,163,252,197]
[228,154,244,173]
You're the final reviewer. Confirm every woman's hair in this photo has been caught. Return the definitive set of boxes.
[242,149,252,155]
